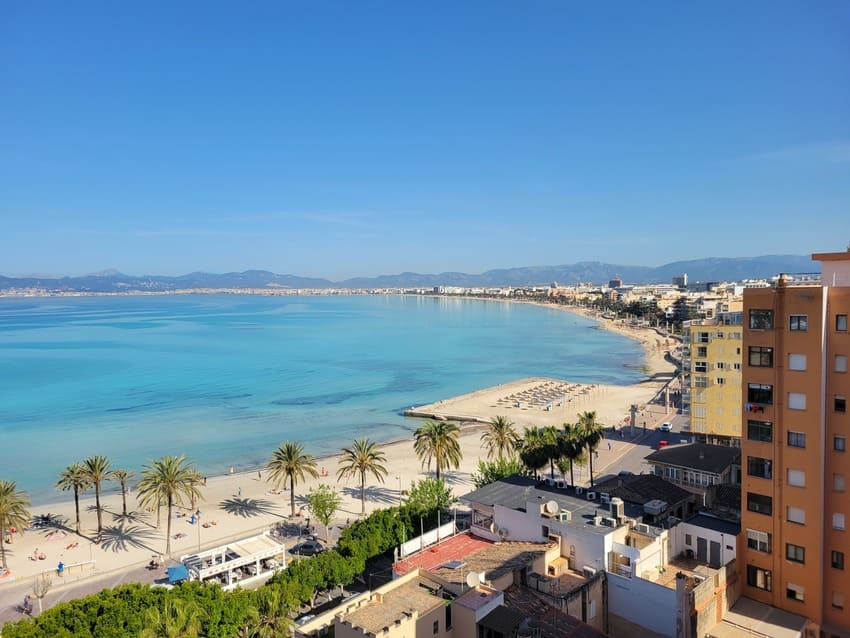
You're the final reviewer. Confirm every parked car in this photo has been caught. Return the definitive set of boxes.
[290,540,324,556]
[659,422,673,432]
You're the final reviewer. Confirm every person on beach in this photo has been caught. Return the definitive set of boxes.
[237,486,242,497]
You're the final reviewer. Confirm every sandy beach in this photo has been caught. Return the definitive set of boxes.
[0,302,680,613]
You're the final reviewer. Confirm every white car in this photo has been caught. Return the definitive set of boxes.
[659,422,673,432]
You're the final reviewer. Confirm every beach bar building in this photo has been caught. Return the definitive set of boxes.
[179,532,286,590]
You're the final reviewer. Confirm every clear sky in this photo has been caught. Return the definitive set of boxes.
[2,2,849,280]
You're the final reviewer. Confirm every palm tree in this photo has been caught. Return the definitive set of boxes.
[336,439,388,515]
[83,455,112,541]
[0,480,31,569]
[558,423,586,486]
[56,463,90,534]
[137,455,203,557]
[481,416,520,460]
[413,420,462,481]
[541,426,561,479]
[517,426,549,476]
[140,597,205,638]
[266,441,319,518]
[242,581,294,637]
[578,411,606,487]
[110,468,135,517]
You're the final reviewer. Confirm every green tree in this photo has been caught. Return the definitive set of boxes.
[480,416,519,460]
[471,457,526,488]
[266,441,319,518]
[110,468,135,517]
[336,438,388,516]
[243,586,294,638]
[557,422,586,486]
[405,478,454,516]
[137,455,203,557]
[578,411,606,487]
[517,426,549,475]
[56,463,90,534]
[306,484,342,542]
[140,596,206,638]
[0,480,31,569]
[413,420,462,481]
[83,455,112,541]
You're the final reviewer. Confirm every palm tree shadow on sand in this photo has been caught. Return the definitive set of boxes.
[219,497,282,519]
[339,485,398,508]
[99,523,160,554]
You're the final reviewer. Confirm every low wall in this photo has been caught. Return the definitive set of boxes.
[608,572,676,638]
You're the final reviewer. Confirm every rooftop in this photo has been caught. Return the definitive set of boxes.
[644,443,741,475]
[501,583,609,638]
[393,532,493,576]
[593,473,692,507]
[460,475,644,534]
[340,576,445,636]
[684,513,740,536]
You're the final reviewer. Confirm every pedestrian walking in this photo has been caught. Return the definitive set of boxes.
[608,441,612,451]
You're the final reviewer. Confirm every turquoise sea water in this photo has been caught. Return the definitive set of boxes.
[0,295,644,503]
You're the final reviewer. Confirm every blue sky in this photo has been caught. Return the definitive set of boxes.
[1,2,848,280]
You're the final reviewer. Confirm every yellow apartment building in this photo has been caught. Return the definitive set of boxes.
[739,251,850,636]
[685,311,744,446]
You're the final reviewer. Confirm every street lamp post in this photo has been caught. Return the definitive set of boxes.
[197,511,201,553]
[397,476,402,506]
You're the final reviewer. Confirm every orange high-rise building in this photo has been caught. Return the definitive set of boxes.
[739,252,850,635]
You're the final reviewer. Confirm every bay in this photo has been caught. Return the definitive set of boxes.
[0,294,644,502]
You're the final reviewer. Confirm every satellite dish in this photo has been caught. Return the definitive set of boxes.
[545,500,559,514]
[466,572,480,588]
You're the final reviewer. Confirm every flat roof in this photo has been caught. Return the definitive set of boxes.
[813,251,850,262]
[710,596,807,638]
[394,532,493,576]
[460,475,643,535]
[341,577,444,635]
[684,513,740,536]
[644,443,740,475]
[429,539,553,586]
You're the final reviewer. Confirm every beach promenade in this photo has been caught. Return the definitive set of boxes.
[0,308,680,623]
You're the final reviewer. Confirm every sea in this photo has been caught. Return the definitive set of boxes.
[0,294,645,503]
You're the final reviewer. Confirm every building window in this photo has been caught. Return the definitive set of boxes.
[787,469,806,488]
[834,591,845,610]
[837,436,847,452]
[697,346,708,358]
[694,361,708,373]
[749,346,774,367]
[588,599,596,620]
[787,506,806,525]
[837,396,847,413]
[716,377,726,385]
[685,534,693,546]
[834,513,845,530]
[733,362,741,371]
[747,457,773,479]
[433,620,439,634]
[716,362,726,370]
[748,420,773,442]
[789,314,808,331]
[698,332,710,343]
[787,584,805,602]
[786,544,805,564]
[747,529,771,553]
[837,355,848,373]
[747,384,773,405]
[833,551,845,570]
[694,376,708,388]
[747,492,772,516]
[787,393,807,410]
[788,354,807,371]
[787,431,805,448]
[747,565,772,591]
[838,315,848,332]
[835,474,846,492]
[750,310,774,330]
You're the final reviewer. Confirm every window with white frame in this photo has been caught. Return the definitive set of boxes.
[837,355,848,373]
[787,583,805,602]
[788,393,806,410]
[788,354,807,371]
[835,474,846,492]
[834,513,846,530]
[789,314,808,331]
[746,528,771,553]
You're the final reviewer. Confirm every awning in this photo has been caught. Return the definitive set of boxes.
[167,565,189,584]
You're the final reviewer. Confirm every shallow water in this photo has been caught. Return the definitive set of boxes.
[0,294,644,502]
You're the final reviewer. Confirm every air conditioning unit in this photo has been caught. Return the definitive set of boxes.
[556,480,566,489]
[604,517,617,527]
[636,523,650,534]
[545,477,555,486]
[593,516,602,526]
[498,527,509,539]
[586,491,597,501]
[582,566,597,578]
[600,493,610,504]
[559,510,571,522]
[575,487,584,495]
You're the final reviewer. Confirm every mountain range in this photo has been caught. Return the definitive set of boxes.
[0,254,815,293]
